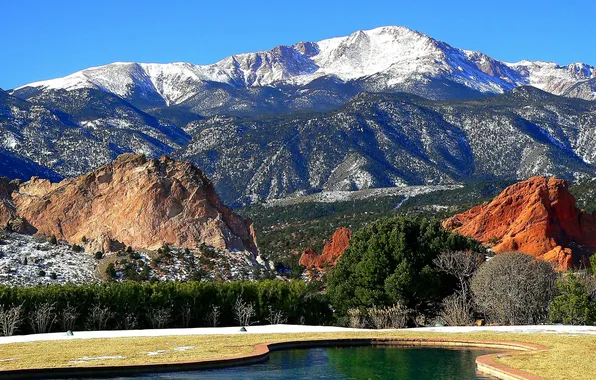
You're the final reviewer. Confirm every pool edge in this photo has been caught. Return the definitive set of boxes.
[0,338,547,380]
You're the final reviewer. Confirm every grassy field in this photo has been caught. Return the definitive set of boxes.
[0,330,594,379]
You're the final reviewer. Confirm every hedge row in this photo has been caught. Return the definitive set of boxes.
[0,280,333,335]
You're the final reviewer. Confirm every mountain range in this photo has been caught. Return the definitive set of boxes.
[2,26,595,205]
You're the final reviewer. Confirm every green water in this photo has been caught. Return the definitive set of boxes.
[81,346,496,379]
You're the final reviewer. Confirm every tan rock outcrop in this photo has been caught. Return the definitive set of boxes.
[443,176,596,270]
[9,154,258,255]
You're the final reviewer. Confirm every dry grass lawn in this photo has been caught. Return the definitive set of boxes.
[0,330,594,379]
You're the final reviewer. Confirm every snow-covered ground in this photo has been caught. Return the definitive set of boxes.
[0,233,98,286]
[1,324,595,345]
[265,185,462,207]
[0,232,273,286]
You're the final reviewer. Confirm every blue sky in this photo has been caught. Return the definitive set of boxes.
[2,0,595,90]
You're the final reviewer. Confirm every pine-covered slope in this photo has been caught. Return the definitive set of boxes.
[0,89,189,178]
[182,88,596,205]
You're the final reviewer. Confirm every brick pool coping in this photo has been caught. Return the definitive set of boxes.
[0,337,547,380]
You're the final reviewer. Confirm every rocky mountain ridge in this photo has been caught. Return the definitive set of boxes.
[12,26,595,110]
[2,86,596,206]
[183,89,596,204]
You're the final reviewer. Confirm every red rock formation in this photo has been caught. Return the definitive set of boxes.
[443,176,596,270]
[8,154,258,255]
[299,227,352,270]
[299,248,319,268]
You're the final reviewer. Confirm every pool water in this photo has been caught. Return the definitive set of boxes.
[84,346,496,379]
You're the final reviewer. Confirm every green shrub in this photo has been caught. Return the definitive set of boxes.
[38,270,46,277]
[94,252,103,260]
[49,272,58,280]
[550,274,596,325]
[105,263,117,279]
[590,255,596,274]
[72,244,83,253]
[49,235,57,245]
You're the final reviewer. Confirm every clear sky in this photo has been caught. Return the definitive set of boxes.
[2,0,595,90]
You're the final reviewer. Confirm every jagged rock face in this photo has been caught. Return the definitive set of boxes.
[299,227,352,270]
[443,177,596,269]
[298,248,319,269]
[11,154,258,255]
[0,178,19,228]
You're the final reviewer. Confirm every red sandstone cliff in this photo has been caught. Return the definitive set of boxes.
[299,227,352,270]
[5,154,258,255]
[443,176,596,270]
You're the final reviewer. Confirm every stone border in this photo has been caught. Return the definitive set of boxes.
[0,338,547,380]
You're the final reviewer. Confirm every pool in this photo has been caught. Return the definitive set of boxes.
[75,346,497,379]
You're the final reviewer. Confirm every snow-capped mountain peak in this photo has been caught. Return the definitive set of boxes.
[13,26,596,105]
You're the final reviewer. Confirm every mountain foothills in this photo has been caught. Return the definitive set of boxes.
[184,89,596,204]
[1,26,595,206]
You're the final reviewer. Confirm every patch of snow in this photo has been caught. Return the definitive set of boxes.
[173,346,195,352]
[0,357,19,362]
[2,325,596,346]
[265,185,462,207]
[70,355,125,364]
[146,350,169,356]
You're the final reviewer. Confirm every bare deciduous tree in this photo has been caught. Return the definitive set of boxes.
[434,250,485,295]
[439,291,474,326]
[148,307,171,329]
[471,252,558,325]
[179,302,192,328]
[29,302,57,333]
[122,313,139,330]
[87,304,115,331]
[205,305,221,327]
[206,305,221,327]
[265,306,287,325]
[0,304,24,336]
[60,303,78,331]
[233,298,256,327]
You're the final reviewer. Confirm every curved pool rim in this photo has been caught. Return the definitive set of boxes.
[0,337,547,380]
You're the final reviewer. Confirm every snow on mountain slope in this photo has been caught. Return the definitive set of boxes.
[13,26,596,106]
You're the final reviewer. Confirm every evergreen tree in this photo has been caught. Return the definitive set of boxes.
[327,215,483,319]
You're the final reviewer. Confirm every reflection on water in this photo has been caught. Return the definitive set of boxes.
[65,347,497,379]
